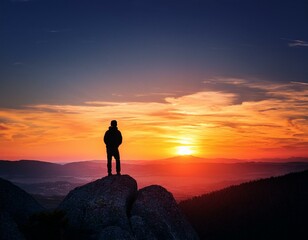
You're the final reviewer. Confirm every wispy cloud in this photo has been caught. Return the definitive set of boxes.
[0,79,307,160]
[291,81,308,86]
[288,39,308,47]
[135,92,176,97]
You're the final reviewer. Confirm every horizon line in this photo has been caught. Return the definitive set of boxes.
[1,155,308,164]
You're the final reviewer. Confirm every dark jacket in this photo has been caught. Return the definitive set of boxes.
[104,126,122,148]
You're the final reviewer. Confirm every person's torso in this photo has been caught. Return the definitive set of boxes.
[105,128,121,146]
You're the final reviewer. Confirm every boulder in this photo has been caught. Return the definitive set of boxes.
[0,175,199,240]
[131,185,199,240]
[130,215,156,240]
[58,175,137,238]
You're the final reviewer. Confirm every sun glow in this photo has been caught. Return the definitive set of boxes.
[176,146,193,156]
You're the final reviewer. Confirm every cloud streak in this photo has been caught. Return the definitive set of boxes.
[288,39,308,47]
[0,79,307,160]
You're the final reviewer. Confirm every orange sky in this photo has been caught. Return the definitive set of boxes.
[0,78,307,162]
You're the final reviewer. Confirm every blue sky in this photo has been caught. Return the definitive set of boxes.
[1,0,307,108]
[1,0,308,160]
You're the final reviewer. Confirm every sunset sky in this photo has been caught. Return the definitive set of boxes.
[1,0,307,161]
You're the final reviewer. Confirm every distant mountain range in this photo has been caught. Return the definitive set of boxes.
[1,157,308,205]
[179,169,308,240]
[1,156,308,179]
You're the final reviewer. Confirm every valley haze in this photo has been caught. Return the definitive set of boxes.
[1,156,308,208]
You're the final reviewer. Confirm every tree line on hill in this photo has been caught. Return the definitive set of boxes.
[179,170,308,240]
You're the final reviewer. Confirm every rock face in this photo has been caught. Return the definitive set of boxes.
[58,175,138,239]
[58,175,199,240]
[98,226,134,240]
[0,177,44,239]
[131,185,199,240]
[0,175,199,240]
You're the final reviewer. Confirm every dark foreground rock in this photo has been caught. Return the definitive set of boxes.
[58,175,138,239]
[0,177,44,239]
[58,175,199,240]
[1,175,198,240]
[131,185,199,240]
[98,226,135,240]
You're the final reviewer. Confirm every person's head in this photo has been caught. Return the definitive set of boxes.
[111,120,117,127]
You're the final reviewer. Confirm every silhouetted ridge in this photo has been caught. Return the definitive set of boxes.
[180,170,308,240]
[0,177,44,239]
[0,178,44,225]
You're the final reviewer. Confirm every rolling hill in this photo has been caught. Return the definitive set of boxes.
[179,170,308,240]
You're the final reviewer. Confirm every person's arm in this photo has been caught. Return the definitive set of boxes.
[104,131,108,145]
[118,131,122,146]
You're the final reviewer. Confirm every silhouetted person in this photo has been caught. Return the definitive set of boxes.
[104,120,122,176]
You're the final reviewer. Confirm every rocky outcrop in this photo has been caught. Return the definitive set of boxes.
[0,177,44,239]
[58,175,199,240]
[58,175,138,239]
[131,185,199,240]
[0,175,199,240]
[98,226,135,240]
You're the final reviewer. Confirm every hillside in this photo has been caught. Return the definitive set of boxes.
[179,170,308,240]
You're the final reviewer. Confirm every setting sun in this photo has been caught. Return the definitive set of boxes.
[176,146,193,156]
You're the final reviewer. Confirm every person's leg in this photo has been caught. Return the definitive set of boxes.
[114,148,121,175]
[107,148,112,175]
